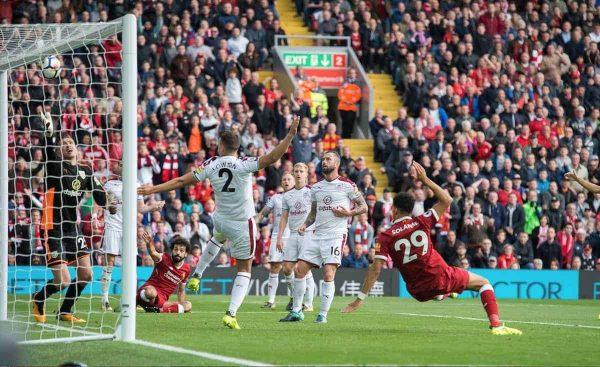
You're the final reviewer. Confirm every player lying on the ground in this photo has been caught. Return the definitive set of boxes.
[564,170,600,321]
[136,231,192,313]
[101,160,165,312]
[342,162,522,336]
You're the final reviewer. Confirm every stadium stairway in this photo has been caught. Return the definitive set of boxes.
[258,70,274,83]
[344,139,388,198]
[342,74,402,197]
[277,1,314,46]
[368,72,402,118]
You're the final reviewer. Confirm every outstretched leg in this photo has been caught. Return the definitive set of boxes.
[466,272,521,335]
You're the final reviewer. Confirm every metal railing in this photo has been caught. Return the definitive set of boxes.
[275,34,351,46]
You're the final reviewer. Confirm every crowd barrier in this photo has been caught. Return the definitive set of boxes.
[6,266,599,300]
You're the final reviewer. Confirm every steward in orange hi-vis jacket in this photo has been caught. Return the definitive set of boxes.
[337,83,362,138]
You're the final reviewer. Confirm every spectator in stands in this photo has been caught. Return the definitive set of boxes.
[513,232,535,269]
[348,213,374,254]
[342,244,369,269]
[580,243,596,270]
[10,0,600,273]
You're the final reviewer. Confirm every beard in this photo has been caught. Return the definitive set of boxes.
[322,165,334,174]
[172,254,184,263]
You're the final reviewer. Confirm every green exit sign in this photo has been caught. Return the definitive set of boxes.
[282,52,347,68]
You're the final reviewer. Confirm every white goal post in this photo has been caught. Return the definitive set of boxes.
[0,14,138,344]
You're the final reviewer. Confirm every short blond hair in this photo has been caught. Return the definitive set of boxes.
[293,163,308,171]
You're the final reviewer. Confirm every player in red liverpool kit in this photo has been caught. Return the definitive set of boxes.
[343,163,522,335]
[136,232,192,313]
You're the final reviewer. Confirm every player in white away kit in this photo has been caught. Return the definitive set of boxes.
[100,161,165,311]
[139,118,299,329]
[254,173,293,310]
[281,151,368,323]
[277,163,316,313]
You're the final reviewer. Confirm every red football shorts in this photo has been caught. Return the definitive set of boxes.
[407,254,470,302]
[136,286,168,308]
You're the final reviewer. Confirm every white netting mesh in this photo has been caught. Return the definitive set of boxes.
[3,21,125,342]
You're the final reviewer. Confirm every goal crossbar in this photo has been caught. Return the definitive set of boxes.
[0,21,122,71]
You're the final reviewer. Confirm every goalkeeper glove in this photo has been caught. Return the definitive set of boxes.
[187,275,200,292]
[40,112,53,137]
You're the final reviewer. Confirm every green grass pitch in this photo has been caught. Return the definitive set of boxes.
[12,295,600,366]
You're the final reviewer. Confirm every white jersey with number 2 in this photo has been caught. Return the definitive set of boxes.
[191,156,259,221]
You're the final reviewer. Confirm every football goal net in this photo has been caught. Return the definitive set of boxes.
[0,14,138,345]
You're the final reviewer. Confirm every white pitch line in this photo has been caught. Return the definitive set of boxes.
[130,339,272,366]
[392,312,600,330]
[191,311,600,330]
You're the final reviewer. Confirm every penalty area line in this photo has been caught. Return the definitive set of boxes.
[392,312,600,330]
[129,339,273,366]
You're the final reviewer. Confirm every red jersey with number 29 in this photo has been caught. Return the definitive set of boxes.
[375,209,468,301]
[375,210,438,283]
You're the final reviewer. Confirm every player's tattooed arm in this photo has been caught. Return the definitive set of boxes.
[342,258,384,313]
[333,188,367,217]
[138,172,197,196]
[254,205,272,223]
[565,171,600,193]
[351,195,368,216]
[142,231,162,263]
[298,201,317,235]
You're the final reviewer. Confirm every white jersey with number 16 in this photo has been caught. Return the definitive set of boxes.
[192,156,259,221]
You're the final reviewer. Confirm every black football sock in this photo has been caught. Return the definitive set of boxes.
[34,281,61,305]
[59,279,88,314]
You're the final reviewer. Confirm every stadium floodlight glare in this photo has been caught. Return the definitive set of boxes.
[0,14,137,345]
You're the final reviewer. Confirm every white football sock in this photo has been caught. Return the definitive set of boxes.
[267,273,279,303]
[227,272,251,317]
[320,281,335,317]
[292,276,306,313]
[193,239,221,278]
[304,271,315,307]
[100,266,112,304]
[284,272,294,295]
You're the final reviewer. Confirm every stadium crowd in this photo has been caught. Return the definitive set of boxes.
[4,0,600,272]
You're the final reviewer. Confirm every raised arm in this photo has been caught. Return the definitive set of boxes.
[565,171,600,194]
[138,172,197,196]
[40,111,60,167]
[412,162,452,219]
[342,258,385,313]
[257,116,299,170]
[142,230,162,263]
